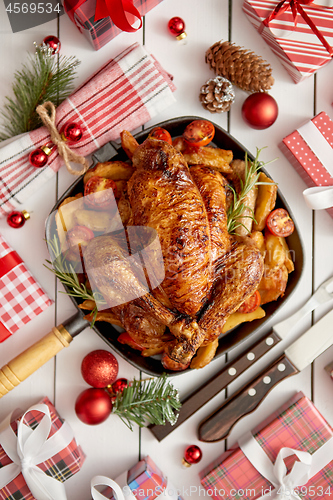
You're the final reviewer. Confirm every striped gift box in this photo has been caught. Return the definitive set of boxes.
[0,234,52,342]
[242,0,333,83]
[0,397,85,500]
[200,392,333,500]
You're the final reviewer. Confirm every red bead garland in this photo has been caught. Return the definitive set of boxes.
[168,17,187,40]
[111,378,128,394]
[29,145,53,168]
[43,36,61,54]
[7,210,30,229]
[182,445,202,467]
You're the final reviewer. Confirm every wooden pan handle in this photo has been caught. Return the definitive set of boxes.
[0,324,73,398]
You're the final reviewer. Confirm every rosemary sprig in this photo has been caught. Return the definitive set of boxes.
[112,373,181,430]
[227,147,272,234]
[45,235,106,325]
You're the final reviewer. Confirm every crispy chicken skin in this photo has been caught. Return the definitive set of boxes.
[128,138,212,317]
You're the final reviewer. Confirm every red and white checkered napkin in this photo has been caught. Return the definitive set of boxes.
[0,42,176,217]
[0,235,53,342]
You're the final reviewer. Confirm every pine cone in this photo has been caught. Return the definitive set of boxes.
[199,76,235,113]
[206,40,274,93]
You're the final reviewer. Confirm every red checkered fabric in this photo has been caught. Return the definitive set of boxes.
[0,235,52,341]
[69,0,164,51]
[0,397,85,500]
[200,392,333,500]
[0,42,176,218]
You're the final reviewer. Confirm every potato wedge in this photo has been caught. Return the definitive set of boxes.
[248,230,265,255]
[120,130,139,159]
[253,172,278,231]
[74,209,121,233]
[280,236,295,273]
[264,232,285,269]
[190,338,219,369]
[184,146,233,173]
[83,161,134,184]
[84,311,123,328]
[259,264,289,304]
[222,307,266,333]
[78,299,96,311]
[55,194,84,250]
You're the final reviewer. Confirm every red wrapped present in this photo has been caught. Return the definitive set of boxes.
[242,0,333,83]
[0,42,176,218]
[0,397,85,500]
[64,0,164,50]
[0,234,52,342]
[91,456,183,499]
[200,392,333,500]
[279,111,333,218]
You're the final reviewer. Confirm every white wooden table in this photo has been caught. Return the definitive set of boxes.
[0,1,333,498]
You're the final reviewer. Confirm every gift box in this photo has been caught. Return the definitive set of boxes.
[0,397,85,500]
[0,42,176,218]
[0,234,52,342]
[200,392,333,500]
[279,111,333,218]
[91,456,183,500]
[64,0,164,51]
[242,0,333,83]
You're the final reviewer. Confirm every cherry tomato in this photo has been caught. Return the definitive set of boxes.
[118,332,144,351]
[183,119,215,147]
[148,127,172,145]
[84,176,117,210]
[66,225,94,249]
[161,353,190,371]
[237,290,261,314]
[266,208,295,237]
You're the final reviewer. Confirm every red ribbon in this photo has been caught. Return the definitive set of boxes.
[0,250,23,342]
[261,0,333,57]
[63,0,142,33]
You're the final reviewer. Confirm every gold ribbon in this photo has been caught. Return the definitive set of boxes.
[36,102,89,176]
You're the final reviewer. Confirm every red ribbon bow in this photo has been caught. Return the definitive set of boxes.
[64,0,142,33]
[261,0,333,57]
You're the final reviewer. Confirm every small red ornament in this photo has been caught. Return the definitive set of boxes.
[29,145,53,168]
[75,388,112,425]
[168,17,187,40]
[7,210,30,229]
[241,92,278,130]
[43,35,61,54]
[111,378,128,394]
[81,350,119,388]
[62,122,83,143]
[182,445,202,467]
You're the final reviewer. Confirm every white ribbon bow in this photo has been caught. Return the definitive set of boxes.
[0,403,75,500]
[91,475,126,500]
[238,431,333,500]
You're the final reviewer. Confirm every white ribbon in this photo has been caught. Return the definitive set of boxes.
[238,432,333,500]
[0,403,75,500]
[91,475,126,500]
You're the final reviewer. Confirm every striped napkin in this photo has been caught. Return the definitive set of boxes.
[0,42,176,218]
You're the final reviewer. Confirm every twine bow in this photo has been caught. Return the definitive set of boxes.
[36,102,89,176]
[260,0,333,57]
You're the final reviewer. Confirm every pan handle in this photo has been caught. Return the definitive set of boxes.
[0,312,88,398]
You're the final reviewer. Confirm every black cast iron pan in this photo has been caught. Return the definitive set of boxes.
[0,116,304,398]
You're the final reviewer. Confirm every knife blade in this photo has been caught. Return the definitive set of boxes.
[198,307,333,443]
[149,275,333,440]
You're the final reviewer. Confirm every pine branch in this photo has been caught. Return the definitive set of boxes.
[112,374,181,430]
[0,47,80,141]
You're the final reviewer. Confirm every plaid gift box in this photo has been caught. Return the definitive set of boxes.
[0,42,176,218]
[200,392,333,500]
[0,234,52,342]
[279,111,333,218]
[242,0,333,83]
[0,397,85,500]
[64,0,164,51]
[92,456,183,500]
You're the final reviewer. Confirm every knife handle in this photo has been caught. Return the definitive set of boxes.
[198,353,299,443]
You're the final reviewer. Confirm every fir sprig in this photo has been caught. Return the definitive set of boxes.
[227,148,273,234]
[45,235,106,325]
[0,46,80,141]
[112,374,181,430]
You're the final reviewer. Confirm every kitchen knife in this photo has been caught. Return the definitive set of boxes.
[198,307,333,442]
[149,275,333,440]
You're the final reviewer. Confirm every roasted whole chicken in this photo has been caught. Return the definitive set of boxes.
[83,137,265,367]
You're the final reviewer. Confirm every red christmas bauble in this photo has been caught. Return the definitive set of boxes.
[81,350,119,388]
[29,148,49,168]
[111,378,128,394]
[241,93,278,130]
[168,17,187,40]
[7,210,30,229]
[43,35,61,54]
[75,388,112,425]
[62,122,83,142]
[183,445,202,467]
